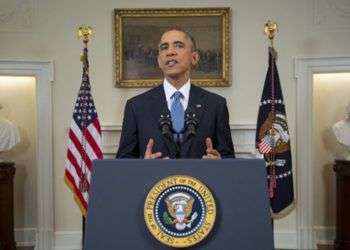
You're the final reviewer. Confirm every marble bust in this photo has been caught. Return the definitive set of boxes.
[332,103,350,160]
[0,105,21,161]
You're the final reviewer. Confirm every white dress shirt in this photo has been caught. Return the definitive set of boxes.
[163,78,191,111]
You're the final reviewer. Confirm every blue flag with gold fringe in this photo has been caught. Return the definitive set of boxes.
[255,47,294,214]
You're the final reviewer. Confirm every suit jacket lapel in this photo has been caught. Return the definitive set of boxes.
[150,85,167,126]
[181,85,206,157]
[150,85,178,157]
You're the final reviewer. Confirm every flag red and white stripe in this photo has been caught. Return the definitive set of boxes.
[64,47,103,216]
[258,137,272,154]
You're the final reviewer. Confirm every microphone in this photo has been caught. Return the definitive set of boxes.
[159,110,181,158]
[158,110,172,139]
[184,107,198,138]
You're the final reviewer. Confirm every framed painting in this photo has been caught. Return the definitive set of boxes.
[114,8,231,87]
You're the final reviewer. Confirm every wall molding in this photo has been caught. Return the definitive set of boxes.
[0,60,55,250]
[51,227,335,250]
[0,0,34,32]
[294,56,350,249]
[100,123,259,158]
[54,231,82,250]
[274,230,298,249]
[272,227,335,249]
[314,0,350,29]
[314,226,335,245]
[53,229,308,250]
[14,228,36,247]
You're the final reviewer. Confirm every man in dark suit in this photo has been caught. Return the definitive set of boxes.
[117,28,234,159]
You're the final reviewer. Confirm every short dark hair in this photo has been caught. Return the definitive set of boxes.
[160,27,197,51]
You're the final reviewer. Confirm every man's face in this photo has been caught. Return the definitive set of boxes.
[157,30,199,81]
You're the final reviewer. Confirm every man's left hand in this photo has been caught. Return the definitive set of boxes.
[202,137,221,160]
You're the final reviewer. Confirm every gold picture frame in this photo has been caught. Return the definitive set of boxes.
[114,8,231,87]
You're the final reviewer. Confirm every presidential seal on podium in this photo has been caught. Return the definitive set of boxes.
[144,175,216,248]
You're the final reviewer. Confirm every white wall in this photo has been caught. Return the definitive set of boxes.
[1,0,350,248]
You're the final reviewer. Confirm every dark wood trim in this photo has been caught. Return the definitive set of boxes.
[334,160,350,250]
[0,162,16,250]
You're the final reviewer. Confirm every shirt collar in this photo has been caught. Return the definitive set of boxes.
[163,78,191,102]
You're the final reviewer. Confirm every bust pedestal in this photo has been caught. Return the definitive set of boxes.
[334,160,350,250]
[0,162,16,250]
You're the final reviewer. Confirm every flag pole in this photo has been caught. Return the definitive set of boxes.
[263,20,278,201]
[263,19,278,238]
[77,25,93,249]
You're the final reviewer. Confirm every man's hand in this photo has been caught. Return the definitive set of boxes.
[144,138,162,159]
[202,137,221,160]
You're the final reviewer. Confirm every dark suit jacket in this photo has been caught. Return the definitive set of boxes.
[116,84,235,158]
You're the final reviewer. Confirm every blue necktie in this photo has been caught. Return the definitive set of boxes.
[170,91,184,133]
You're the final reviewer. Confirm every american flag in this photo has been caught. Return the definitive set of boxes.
[64,47,103,216]
[258,136,272,154]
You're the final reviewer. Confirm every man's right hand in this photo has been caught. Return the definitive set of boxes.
[144,138,163,159]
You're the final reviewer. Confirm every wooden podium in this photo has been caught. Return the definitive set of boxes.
[0,162,16,250]
[334,160,350,250]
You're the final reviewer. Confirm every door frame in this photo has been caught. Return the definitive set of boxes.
[0,60,54,250]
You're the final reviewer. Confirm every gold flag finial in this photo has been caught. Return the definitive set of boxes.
[78,26,93,62]
[78,25,93,44]
[264,20,278,47]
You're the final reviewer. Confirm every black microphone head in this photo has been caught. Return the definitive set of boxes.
[158,110,172,137]
[185,107,197,124]
[184,107,198,137]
